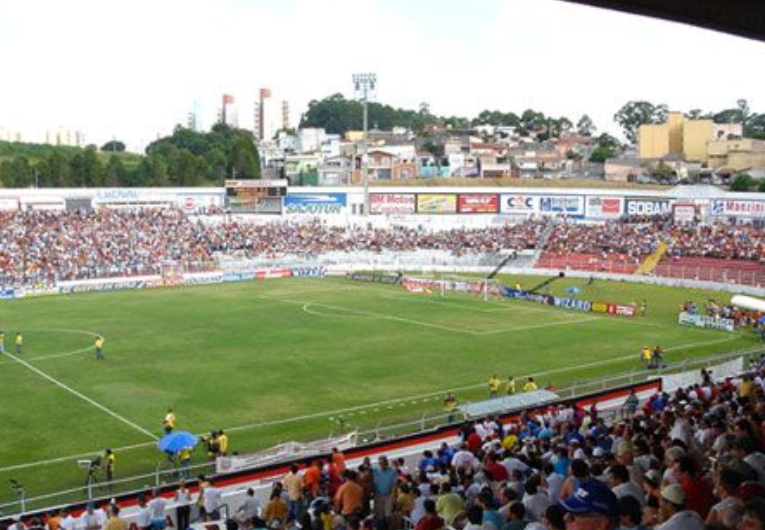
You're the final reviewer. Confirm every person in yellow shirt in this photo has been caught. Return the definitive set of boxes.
[104,449,116,493]
[163,408,175,434]
[642,346,652,368]
[263,489,288,527]
[95,336,105,360]
[178,448,192,479]
[523,377,538,392]
[488,374,501,398]
[216,430,229,456]
[0,330,5,353]
[443,393,458,423]
[15,332,22,354]
[506,375,516,395]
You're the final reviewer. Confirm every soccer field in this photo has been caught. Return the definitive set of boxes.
[0,275,755,506]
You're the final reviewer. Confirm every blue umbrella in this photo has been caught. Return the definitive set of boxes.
[158,431,198,454]
[759,315,765,323]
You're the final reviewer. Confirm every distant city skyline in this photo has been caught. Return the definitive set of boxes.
[1,0,765,153]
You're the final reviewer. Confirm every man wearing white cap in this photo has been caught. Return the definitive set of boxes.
[656,485,704,530]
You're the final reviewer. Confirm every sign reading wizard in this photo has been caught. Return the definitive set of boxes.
[285,193,347,214]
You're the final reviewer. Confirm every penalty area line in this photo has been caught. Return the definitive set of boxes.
[1,351,158,441]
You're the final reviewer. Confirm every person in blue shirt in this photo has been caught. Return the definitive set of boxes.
[372,456,397,519]
[418,450,437,473]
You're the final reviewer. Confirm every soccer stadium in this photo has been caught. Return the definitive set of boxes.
[2,180,765,528]
[3,1,765,530]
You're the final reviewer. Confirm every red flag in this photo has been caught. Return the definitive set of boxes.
[259,88,271,99]
[222,94,234,105]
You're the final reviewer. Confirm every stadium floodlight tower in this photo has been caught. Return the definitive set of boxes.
[352,72,377,215]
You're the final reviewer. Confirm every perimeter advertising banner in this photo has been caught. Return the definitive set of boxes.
[710,199,765,218]
[0,197,19,211]
[538,195,584,216]
[625,198,672,216]
[585,196,623,219]
[499,194,539,214]
[417,194,457,214]
[458,194,499,214]
[370,193,416,214]
[284,193,347,214]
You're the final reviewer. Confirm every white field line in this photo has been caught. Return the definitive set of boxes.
[283,298,480,335]
[0,328,100,365]
[473,316,600,335]
[1,351,158,441]
[0,345,96,365]
[283,294,595,336]
[0,332,745,474]
[378,293,533,315]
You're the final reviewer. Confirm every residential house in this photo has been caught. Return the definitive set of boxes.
[318,155,353,185]
[604,157,647,182]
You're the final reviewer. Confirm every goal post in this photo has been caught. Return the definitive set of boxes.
[439,274,503,302]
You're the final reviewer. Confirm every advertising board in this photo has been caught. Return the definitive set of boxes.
[678,312,735,332]
[370,193,416,214]
[458,194,499,214]
[0,197,19,211]
[284,193,347,214]
[254,269,292,279]
[538,195,584,215]
[417,194,457,214]
[625,198,672,216]
[176,194,223,213]
[182,272,224,286]
[499,194,538,214]
[710,199,765,218]
[585,196,623,218]
[291,267,326,278]
[673,203,696,223]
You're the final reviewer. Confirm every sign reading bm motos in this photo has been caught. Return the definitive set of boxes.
[284,193,347,214]
[370,193,416,214]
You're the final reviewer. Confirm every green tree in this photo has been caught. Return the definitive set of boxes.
[685,109,710,120]
[758,179,765,193]
[588,133,621,163]
[168,149,205,186]
[82,147,105,187]
[47,151,71,187]
[131,153,168,187]
[613,101,668,145]
[101,140,126,153]
[576,115,596,136]
[105,155,127,187]
[0,156,34,187]
[730,173,755,191]
[547,117,573,138]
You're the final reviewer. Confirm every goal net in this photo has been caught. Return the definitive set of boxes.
[439,275,503,302]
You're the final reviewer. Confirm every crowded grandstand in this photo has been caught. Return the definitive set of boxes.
[1,208,764,289]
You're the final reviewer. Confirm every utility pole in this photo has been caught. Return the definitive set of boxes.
[352,73,377,215]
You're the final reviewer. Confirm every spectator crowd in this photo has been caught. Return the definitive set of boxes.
[1,209,764,289]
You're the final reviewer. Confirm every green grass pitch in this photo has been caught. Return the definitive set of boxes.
[0,275,757,506]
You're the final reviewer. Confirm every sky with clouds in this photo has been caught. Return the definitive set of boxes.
[2,0,765,152]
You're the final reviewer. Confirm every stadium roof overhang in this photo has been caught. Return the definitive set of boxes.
[555,0,765,42]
